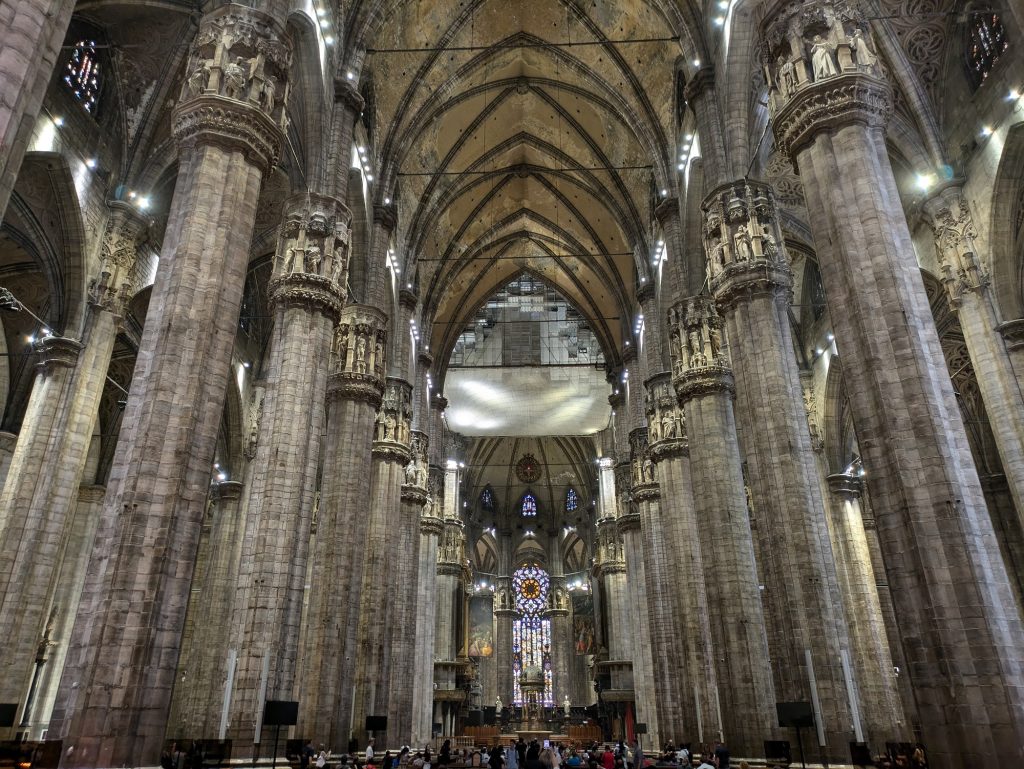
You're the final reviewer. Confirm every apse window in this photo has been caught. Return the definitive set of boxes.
[521,492,537,517]
[64,40,102,113]
[565,487,578,513]
[512,564,554,706]
[967,13,1008,89]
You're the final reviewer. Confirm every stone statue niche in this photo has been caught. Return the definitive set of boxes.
[761,1,881,114]
[183,11,290,123]
[274,197,351,285]
[703,182,784,283]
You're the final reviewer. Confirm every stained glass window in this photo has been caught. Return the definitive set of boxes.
[967,13,1007,89]
[565,487,578,513]
[64,40,101,113]
[521,492,537,517]
[481,487,495,511]
[512,564,553,706]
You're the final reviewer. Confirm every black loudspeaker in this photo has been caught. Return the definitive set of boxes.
[0,704,17,728]
[776,701,814,728]
[634,723,647,735]
[264,700,299,726]
[366,716,388,732]
[763,741,791,762]
[484,706,497,725]
[468,710,484,727]
[849,742,872,766]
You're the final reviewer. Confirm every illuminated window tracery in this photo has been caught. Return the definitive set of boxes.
[521,492,537,517]
[65,40,101,113]
[512,564,553,706]
[967,13,1007,89]
[565,487,578,513]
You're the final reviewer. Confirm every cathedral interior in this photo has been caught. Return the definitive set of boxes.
[1,0,1024,767]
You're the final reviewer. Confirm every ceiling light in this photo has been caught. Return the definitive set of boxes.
[365,174,373,181]
[981,126,993,137]
[692,59,701,67]
[318,18,329,29]
[1009,88,1021,100]
[346,71,355,81]
[914,173,934,192]
[714,16,725,25]
[137,197,150,210]
[384,197,391,204]
[52,116,64,127]
[85,158,97,169]
[660,189,668,197]
[324,35,335,45]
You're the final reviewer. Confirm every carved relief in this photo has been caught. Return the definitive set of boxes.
[244,388,265,460]
[922,188,988,310]
[669,296,735,400]
[90,202,149,312]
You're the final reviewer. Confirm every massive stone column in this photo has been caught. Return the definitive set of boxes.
[228,192,348,748]
[0,0,74,219]
[412,474,444,746]
[922,186,1024,605]
[627,430,679,745]
[762,3,1024,762]
[411,392,447,746]
[825,473,906,744]
[49,11,291,765]
[669,296,776,757]
[545,571,572,708]
[352,378,412,747]
[389,430,429,744]
[493,572,519,709]
[434,461,467,735]
[704,179,854,757]
[0,203,147,738]
[19,484,104,740]
[616,461,660,748]
[297,305,386,746]
[644,373,721,746]
[167,479,246,737]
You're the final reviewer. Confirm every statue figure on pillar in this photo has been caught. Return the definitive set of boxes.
[810,35,839,80]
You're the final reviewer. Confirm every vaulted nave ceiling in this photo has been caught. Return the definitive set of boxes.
[359,0,686,370]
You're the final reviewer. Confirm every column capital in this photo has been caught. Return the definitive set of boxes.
[921,183,988,310]
[173,6,292,171]
[418,350,434,368]
[653,196,680,225]
[432,393,449,411]
[210,479,245,502]
[373,203,398,231]
[402,485,429,504]
[636,282,656,304]
[760,1,891,160]
[826,472,862,500]
[669,296,735,400]
[34,335,82,372]
[333,78,365,113]
[996,318,1024,351]
[399,287,418,311]
[270,192,350,320]
[645,372,688,460]
[703,178,794,309]
[683,65,715,103]
[617,511,642,534]
[373,377,413,461]
[91,201,151,312]
[420,514,444,537]
[328,304,388,406]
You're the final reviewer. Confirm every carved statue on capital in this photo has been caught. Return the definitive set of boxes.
[180,7,290,120]
[645,373,687,460]
[759,0,883,116]
[173,6,292,170]
[328,305,388,405]
[375,379,414,457]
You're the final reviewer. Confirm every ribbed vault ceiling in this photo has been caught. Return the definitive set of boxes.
[362,0,683,368]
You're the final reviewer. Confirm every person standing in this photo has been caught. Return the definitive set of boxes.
[366,740,376,766]
[712,743,729,769]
